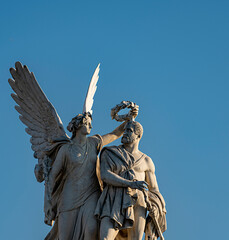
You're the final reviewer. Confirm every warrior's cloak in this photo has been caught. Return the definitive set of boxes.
[95,145,167,239]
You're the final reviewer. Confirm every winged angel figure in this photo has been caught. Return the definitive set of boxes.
[9,62,137,240]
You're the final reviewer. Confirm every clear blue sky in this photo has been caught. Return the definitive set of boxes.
[1,0,229,239]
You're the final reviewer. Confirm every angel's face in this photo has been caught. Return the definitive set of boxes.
[79,117,92,135]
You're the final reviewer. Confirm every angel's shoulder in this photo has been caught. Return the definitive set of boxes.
[58,143,71,155]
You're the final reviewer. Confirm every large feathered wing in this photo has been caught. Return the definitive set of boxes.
[83,63,100,114]
[8,61,70,166]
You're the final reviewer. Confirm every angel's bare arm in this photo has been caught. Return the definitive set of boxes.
[48,146,67,194]
[101,122,126,146]
[101,107,139,146]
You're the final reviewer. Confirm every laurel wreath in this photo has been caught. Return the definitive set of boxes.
[111,101,139,122]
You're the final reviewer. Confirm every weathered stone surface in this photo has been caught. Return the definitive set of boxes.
[9,62,166,240]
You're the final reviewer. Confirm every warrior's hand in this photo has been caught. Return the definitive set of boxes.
[129,180,148,191]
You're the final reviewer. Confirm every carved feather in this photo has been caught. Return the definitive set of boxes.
[9,62,70,163]
[83,63,100,114]
[30,137,47,145]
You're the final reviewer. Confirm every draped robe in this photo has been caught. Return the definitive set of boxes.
[45,135,103,240]
[95,145,167,240]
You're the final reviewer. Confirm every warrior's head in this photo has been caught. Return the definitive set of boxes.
[67,112,92,139]
[121,121,143,144]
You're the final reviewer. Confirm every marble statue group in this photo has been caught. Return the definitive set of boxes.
[9,62,167,240]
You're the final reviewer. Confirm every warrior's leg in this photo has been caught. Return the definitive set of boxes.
[100,217,119,240]
[128,204,147,240]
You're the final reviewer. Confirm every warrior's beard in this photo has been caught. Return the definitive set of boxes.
[121,135,136,144]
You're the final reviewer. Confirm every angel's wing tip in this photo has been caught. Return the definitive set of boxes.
[15,62,25,72]
[15,61,22,66]
[8,78,13,83]
[9,67,15,74]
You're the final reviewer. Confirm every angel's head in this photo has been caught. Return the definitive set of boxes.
[67,112,92,138]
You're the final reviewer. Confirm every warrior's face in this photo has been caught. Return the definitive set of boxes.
[121,123,138,144]
[79,116,92,135]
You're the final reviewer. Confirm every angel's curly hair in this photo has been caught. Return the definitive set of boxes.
[67,112,92,139]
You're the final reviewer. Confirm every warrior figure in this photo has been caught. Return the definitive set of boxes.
[95,118,167,240]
